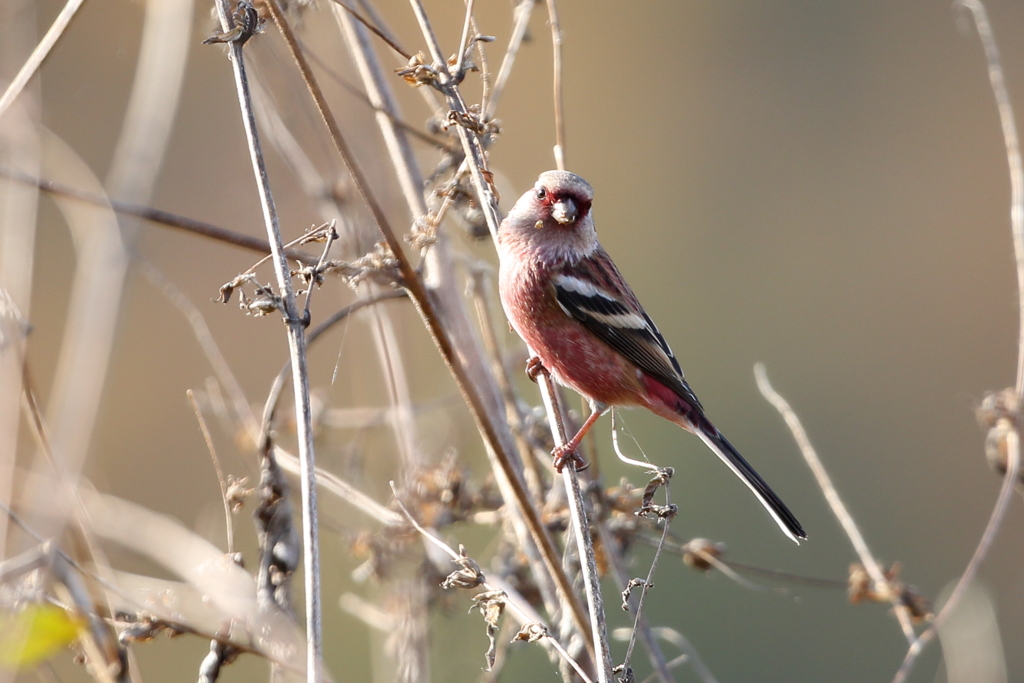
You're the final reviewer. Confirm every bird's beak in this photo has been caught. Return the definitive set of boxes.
[551,197,578,224]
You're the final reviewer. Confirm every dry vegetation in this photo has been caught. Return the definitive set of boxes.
[0,1,1022,683]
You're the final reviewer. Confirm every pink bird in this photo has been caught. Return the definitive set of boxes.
[497,170,806,543]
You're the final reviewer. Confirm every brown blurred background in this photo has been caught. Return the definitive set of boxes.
[7,0,1024,682]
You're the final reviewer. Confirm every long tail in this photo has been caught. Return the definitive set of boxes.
[693,418,806,544]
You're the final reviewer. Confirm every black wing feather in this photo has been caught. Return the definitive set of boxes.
[553,284,704,412]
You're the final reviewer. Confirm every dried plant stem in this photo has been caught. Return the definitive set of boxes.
[604,420,679,682]
[595,525,677,683]
[891,430,1020,683]
[754,364,916,642]
[208,3,321,680]
[486,0,536,119]
[0,165,320,264]
[453,0,475,79]
[405,0,500,242]
[893,4,1024,680]
[328,1,434,481]
[562,465,613,683]
[328,2,426,216]
[18,376,125,683]
[268,0,593,652]
[390,483,593,683]
[0,2,40,562]
[543,0,566,171]
[620,505,672,676]
[187,391,235,554]
[953,0,1024,398]
[539,375,613,683]
[0,0,84,119]
[331,0,412,60]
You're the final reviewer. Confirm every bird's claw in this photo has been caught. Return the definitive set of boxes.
[551,443,589,473]
[525,356,549,383]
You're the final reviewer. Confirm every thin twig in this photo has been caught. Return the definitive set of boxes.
[604,420,683,682]
[620,487,673,678]
[453,0,476,79]
[238,224,335,280]
[611,411,655,470]
[325,1,426,217]
[299,223,338,325]
[258,291,408,451]
[754,363,916,642]
[356,0,448,119]
[206,2,322,679]
[595,522,678,683]
[642,627,719,683]
[890,430,1020,683]
[543,0,566,171]
[187,390,235,555]
[486,0,536,119]
[0,0,86,119]
[389,482,593,683]
[0,165,319,264]
[298,41,457,152]
[954,0,1024,398]
[471,13,492,118]
[329,0,412,59]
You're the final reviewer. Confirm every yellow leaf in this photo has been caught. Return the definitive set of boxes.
[0,605,83,669]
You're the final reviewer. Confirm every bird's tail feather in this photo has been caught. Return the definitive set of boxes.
[694,420,806,544]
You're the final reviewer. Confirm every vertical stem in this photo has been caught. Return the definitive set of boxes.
[540,376,613,683]
[890,429,1019,683]
[487,0,535,119]
[544,0,566,171]
[209,3,321,680]
[954,0,1024,398]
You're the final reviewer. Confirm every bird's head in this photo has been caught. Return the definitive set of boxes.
[531,170,593,227]
[499,171,598,262]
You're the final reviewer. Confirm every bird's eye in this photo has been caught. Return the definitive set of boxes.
[536,188,546,200]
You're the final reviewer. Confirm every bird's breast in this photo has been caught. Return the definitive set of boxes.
[498,255,644,407]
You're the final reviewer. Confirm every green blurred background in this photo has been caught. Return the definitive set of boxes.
[12,0,1024,681]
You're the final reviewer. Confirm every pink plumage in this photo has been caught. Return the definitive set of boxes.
[497,170,806,543]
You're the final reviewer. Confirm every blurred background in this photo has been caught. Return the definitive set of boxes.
[4,0,1024,682]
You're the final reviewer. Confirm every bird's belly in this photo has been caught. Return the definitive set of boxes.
[513,308,642,407]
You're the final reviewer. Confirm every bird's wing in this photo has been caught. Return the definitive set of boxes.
[553,248,704,412]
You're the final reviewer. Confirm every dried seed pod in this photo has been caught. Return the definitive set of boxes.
[682,538,725,572]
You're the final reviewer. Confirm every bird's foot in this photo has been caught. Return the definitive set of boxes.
[525,356,549,383]
[551,442,589,473]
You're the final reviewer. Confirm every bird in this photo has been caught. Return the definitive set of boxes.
[496,170,806,543]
